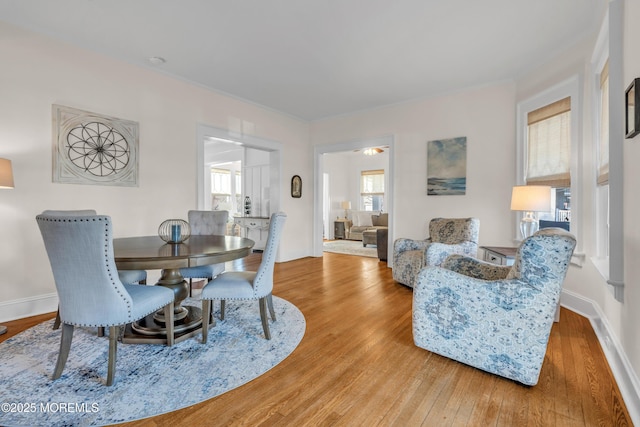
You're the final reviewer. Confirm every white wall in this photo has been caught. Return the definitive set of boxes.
[0,22,313,319]
[311,82,517,247]
[622,0,640,395]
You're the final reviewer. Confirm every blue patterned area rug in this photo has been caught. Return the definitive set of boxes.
[0,297,305,427]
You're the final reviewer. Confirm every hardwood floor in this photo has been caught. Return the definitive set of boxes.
[2,252,632,426]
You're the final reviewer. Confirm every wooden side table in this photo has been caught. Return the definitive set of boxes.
[480,246,517,266]
[334,219,351,240]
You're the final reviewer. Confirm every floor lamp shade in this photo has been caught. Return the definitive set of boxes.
[0,158,14,189]
[511,185,551,239]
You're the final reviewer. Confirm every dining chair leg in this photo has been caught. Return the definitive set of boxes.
[203,300,215,328]
[267,294,276,321]
[164,302,175,346]
[220,300,226,320]
[259,297,271,340]
[201,300,211,344]
[106,325,119,386]
[53,308,61,330]
[53,323,74,380]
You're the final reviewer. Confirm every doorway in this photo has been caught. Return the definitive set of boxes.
[313,136,394,264]
[196,124,282,217]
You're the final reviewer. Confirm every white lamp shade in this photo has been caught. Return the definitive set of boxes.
[0,158,14,189]
[341,201,352,210]
[510,185,551,212]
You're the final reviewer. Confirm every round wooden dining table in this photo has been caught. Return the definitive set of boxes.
[113,235,254,344]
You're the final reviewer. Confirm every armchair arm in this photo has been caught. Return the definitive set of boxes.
[413,266,559,385]
[424,241,478,267]
[441,254,511,280]
[393,237,432,254]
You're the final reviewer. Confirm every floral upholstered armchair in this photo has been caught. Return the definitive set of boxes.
[392,217,480,288]
[412,228,576,385]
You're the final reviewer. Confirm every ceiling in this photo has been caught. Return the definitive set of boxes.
[0,0,604,121]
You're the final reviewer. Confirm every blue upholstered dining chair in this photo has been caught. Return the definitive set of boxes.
[200,212,286,341]
[412,228,576,385]
[41,210,148,331]
[36,213,175,386]
[393,217,480,288]
[179,210,229,296]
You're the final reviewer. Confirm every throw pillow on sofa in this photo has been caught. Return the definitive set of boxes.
[352,211,374,227]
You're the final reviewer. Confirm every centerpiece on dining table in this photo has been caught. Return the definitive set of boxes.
[158,219,191,244]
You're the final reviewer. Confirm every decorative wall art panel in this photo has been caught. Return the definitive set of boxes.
[427,136,467,195]
[52,105,139,186]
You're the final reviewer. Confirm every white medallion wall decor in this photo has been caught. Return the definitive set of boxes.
[52,104,139,186]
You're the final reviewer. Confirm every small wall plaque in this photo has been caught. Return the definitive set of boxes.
[291,175,302,198]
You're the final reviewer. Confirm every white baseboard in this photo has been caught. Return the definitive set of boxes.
[561,289,640,425]
[0,293,58,324]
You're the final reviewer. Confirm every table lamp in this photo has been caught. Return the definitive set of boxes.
[0,158,13,335]
[510,185,551,239]
[341,201,351,219]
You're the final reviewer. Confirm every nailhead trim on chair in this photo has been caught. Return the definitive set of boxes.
[102,218,133,320]
[254,239,276,296]
[37,215,168,327]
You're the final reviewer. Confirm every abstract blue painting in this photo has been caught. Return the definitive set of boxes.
[427,137,467,195]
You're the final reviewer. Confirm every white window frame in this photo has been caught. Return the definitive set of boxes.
[609,1,624,301]
[591,10,610,280]
[516,75,582,262]
[210,167,233,212]
[360,169,385,211]
[211,167,232,195]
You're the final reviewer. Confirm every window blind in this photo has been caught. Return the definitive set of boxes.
[526,97,571,187]
[360,169,384,195]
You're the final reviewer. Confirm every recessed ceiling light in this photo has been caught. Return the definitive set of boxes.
[148,56,166,66]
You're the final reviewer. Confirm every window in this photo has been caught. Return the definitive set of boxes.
[598,61,610,186]
[596,60,610,258]
[211,168,231,194]
[526,97,571,226]
[516,75,580,249]
[211,167,241,214]
[591,8,613,281]
[590,1,624,300]
[211,168,232,211]
[360,169,384,211]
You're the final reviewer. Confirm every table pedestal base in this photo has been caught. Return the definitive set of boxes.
[123,307,211,345]
[122,269,206,345]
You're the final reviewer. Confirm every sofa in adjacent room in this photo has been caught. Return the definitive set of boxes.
[346,211,388,242]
